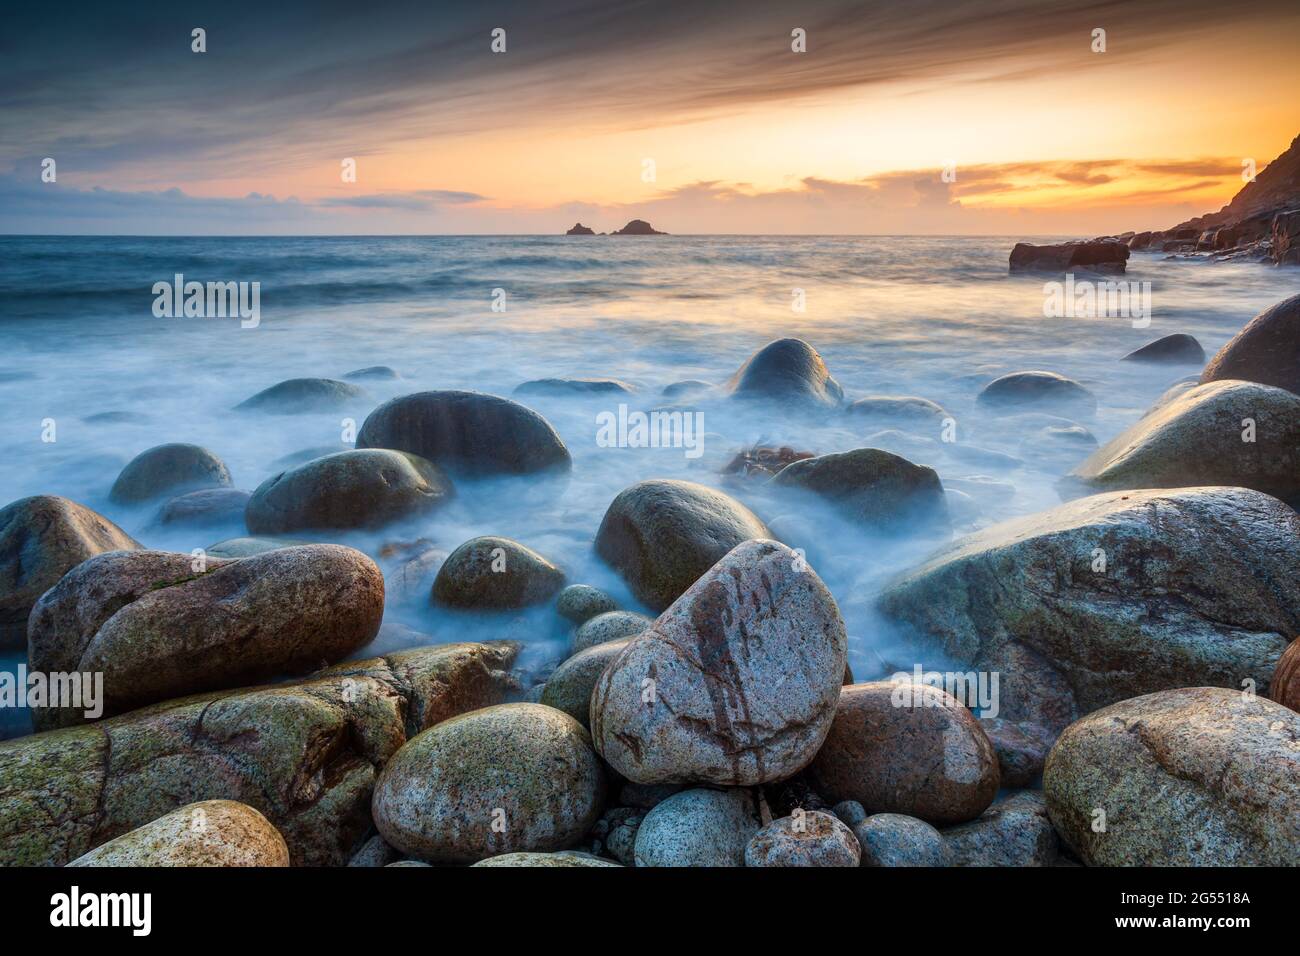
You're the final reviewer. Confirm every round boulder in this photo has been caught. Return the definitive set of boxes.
[27,544,384,728]
[809,681,1000,825]
[592,539,847,786]
[1271,639,1300,713]
[1200,292,1300,394]
[854,813,952,867]
[976,371,1096,417]
[726,338,843,407]
[0,495,140,648]
[572,610,651,655]
[68,800,289,867]
[372,703,606,864]
[514,378,636,397]
[556,584,618,625]
[432,536,565,609]
[744,811,861,867]
[109,443,232,504]
[1044,687,1300,865]
[769,447,949,533]
[245,449,454,533]
[155,488,251,528]
[1121,332,1205,364]
[356,390,571,477]
[540,638,631,727]
[1066,380,1300,500]
[846,395,949,432]
[633,788,760,867]
[235,377,367,414]
[472,852,620,867]
[594,478,771,612]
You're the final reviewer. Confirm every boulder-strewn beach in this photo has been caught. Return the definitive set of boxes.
[2,261,1299,865]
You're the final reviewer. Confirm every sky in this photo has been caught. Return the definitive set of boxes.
[2,0,1298,235]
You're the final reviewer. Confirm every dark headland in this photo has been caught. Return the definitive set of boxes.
[565,219,667,236]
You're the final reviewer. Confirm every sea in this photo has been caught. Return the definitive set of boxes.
[1,234,1296,738]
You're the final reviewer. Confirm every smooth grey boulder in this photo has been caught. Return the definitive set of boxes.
[514,378,636,397]
[155,488,251,528]
[594,478,771,612]
[1044,688,1300,865]
[854,813,952,867]
[942,791,1060,866]
[633,788,760,867]
[726,338,843,407]
[0,495,140,648]
[109,443,232,504]
[472,851,620,867]
[372,703,605,864]
[540,638,631,727]
[28,545,384,728]
[571,610,651,655]
[846,395,949,432]
[245,449,454,533]
[878,487,1299,733]
[432,536,565,609]
[744,811,861,867]
[592,539,847,786]
[1121,333,1205,364]
[976,371,1096,417]
[770,447,949,533]
[1066,380,1300,501]
[1200,292,1300,395]
[67,800,289,867]
[343,366,400,381]
[661,380,714,399]
[555,584,618,625]
[205,535,309,558]
[0,642,521,866]
[356,390,571,477]
[235,377,367,414]
[809,681,1000,825]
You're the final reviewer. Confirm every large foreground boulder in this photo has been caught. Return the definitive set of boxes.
[0,496,140,649]
[245,449,454,533]
[356,390,571,477]
[372,703,605,863]
[594,479,771,612]
[878,487,1299,733]
[109,443,232,504]
[808,681,1000,825]
[769,448,949,533]
[68,800,289,867]
[0,642,520,866]
[28,545,385,728]
[591,539,847,785]
[726,338,843,407]
[1200,292,1300,394]
[1044,688,1300,865]
[942,790,1060,866]
[1066,379,1300,500]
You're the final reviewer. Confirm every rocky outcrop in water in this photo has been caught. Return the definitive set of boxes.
[610,219,666,235]
[1009,239,1129,273]
[726,338,843,407]
[235,378,368,414]
[878,488,1299,734]
[564,223,596,235]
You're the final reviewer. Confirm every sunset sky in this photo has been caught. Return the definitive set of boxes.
[2,0,1297,234]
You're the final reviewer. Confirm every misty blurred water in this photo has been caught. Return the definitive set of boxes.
[1,235,1295,737]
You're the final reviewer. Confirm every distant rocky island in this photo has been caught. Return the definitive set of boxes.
[565,219,667,236]
[1011,131,1300,269]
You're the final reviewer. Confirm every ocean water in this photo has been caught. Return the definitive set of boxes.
[2,235,1297,738]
